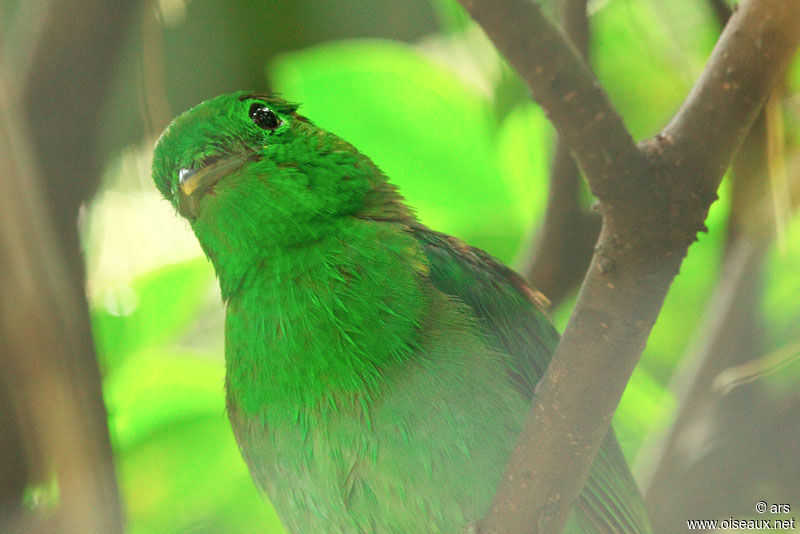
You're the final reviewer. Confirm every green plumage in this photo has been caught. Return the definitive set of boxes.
[152,92,651,533]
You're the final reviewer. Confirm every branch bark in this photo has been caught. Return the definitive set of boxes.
[0,78,118,534]
[525,0,600,307]
[457,0,800,531]
[0,0,135,531]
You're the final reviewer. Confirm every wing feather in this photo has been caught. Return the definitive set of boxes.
[407,225,652,533]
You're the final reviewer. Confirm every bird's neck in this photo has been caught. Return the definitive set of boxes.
[196,169,415,301]
[223,217,430,423]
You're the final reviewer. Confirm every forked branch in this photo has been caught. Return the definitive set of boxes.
[457,0,800,531]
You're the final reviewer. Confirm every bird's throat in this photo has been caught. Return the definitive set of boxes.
[222,218,431,424]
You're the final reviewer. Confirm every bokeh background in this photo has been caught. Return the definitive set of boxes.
[3,0,800,532]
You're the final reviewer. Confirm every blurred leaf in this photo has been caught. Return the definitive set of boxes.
[121,413,283,534]
[92,257,215,369]
[591,0,716,139]
[83,178,205,293]
[494,102,553,266]
[417,25,503,99]
[429,0,471,33]
[762,211,800,358]
[104,347,223,450]
[613,366,674,460]
[270,39,544,262]
[105,346,284,533]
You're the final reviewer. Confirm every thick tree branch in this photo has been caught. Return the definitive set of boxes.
[0,0,134,531]
[525,0,600,307]
[638,37,778,529]
[559,0,589,57]
[0,80,117,534]
[458,0,800,531]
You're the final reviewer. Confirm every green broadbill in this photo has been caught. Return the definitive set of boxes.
[152,92,651,533]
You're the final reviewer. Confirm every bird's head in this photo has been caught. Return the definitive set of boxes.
[152,92,411,294]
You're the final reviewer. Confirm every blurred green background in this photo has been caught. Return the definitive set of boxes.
[12,0,791,531]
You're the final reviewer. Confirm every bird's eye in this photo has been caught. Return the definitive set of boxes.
[249,103,281,130]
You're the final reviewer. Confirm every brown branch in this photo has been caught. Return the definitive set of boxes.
[660,1,799,193]
[0,0,135,531]
[560,0,589,57]
[635,25,775,527]
[525,0,601,307]
[0,80,115,534]
[458,0,800,531]
[641,238,769,533]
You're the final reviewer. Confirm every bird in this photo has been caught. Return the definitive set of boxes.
[151,91,651,533]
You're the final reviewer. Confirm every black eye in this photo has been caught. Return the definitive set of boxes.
[249,103,281,130]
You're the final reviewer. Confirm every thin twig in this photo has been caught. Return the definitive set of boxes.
[706,0,733,28]
[525,0,600,307]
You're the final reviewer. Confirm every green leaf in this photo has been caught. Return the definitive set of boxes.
[105,347,284,533]
[494,102,553,265]
[120,412,283,534]
[614,366,674,460]
[592,0,717,139]
[763,212,800,356]
[91,258,216,369]
[104,347,224,450]
[429,0,471,33]
[269,39,542,262]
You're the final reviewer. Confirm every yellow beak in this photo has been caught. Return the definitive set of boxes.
[177,154,251,219]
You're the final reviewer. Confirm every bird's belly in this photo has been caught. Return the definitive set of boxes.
[226,353,529,534]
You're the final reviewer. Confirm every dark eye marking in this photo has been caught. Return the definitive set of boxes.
[249,103,282,130]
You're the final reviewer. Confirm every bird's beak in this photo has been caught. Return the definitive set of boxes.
[177,154,251,219]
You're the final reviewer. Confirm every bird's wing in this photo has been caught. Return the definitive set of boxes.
[407,225,652,534]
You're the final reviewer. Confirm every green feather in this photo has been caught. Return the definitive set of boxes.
[152,92,651,533]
